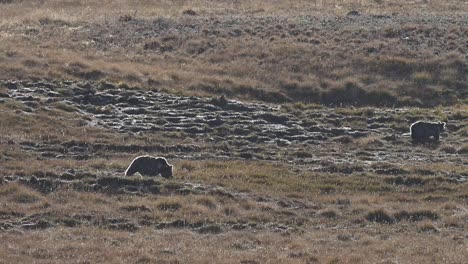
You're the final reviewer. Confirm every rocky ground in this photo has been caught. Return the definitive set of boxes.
[0,80,466,240]
[2,80,466,170]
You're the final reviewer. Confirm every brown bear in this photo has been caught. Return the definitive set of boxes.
[410,121,445,142]
[125,156,173,178]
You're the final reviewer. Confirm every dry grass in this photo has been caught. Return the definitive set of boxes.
[1,1,467,106]
[0,165,466,263]
[0,162,466,263]
[0,1,467,263]
[0,182,47,204]
[1,0,465,22]
[1,226,466,264]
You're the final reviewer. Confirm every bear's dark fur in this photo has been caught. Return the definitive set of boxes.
[125,156,173,178]
[410,121,445,142]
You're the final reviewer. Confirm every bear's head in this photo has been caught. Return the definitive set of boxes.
[438,122,446,131]
[161,164,173,178]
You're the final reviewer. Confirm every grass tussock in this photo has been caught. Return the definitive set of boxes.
[177,160,393,195]
[394,210,439,222]
[457,144,468,154]
[418,222,439,233]
[366,209,395,224]
[156,198,183,212]
[0,182,46,204]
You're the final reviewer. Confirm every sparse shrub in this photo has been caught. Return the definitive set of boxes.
[121,204,151,212]
[118,14,133,22]
[22,59,40,67]
[365,90,398,106]
[233,85,290,103]
[180,162,196,172]
[418,222,439,233]
[144,36,178,52]
[412,72,433,85]
[333,136,354,144]
[144,40,164,52]
[241,259,259,264]
[182,9,197,16]
[321,80,366,106]
[372,163,408,175]
[377,56,417,78]
[292,151,312,158]
[336,108,375,117]
[290,102,322,110]
[336,198,351,206]
[319,209,338,219]
[195,196,217,210]
[366,209,395,224]
[38,17,69,26]
[457,144,468,154]
[394,210,439,222]
[185,39,211,55]
[383,27,400,38]
[320,80,397,106]
[65,66,104,80]
[223,206,239,216]
[439,145,457,154]
[325,257,340,264]
[280,80,320,103]
[0,183,44,204]
[53,102,76,112]
[78,192,110,205]
[444,217,463,228]
[385,176,425,187]
[240,200,256,210]
[93,106,113,114]
[319,185,336,194]
[156,199,182,211]
[337,233,353,241]
[320,162,364,174]
[449,110,468,121]
[12,192,41,203]
[197,224,222,234]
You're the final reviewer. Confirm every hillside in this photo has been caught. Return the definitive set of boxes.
[0,1,467,263]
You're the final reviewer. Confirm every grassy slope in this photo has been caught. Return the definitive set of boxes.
[0,0,467,106]
[0,1,467,263]
[1,82,467,263]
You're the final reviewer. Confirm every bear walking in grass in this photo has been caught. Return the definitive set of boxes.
[410,121,446,142]
[125,156,173,178]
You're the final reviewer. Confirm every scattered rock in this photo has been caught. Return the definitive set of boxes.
[4,80,465,179]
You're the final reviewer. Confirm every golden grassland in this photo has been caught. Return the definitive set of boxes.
[0,161,467,263]
[1,96,467,263]
[1,0,467,106]
[1,86,467,264]
[0,1,467,263]
[0,0,465,21]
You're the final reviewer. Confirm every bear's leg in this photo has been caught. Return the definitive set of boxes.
[411,128,419,141]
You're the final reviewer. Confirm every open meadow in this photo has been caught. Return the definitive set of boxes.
[0,1,467,263]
